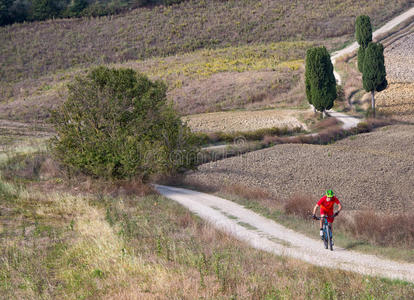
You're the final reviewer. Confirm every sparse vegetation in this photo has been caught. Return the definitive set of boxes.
[1,148,414,298]
[1,0,412,85]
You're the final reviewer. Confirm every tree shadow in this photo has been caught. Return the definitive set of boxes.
[344,241,368,250]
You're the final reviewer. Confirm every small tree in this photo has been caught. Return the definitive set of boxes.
[362,42,387,118]
[52,66,198,179]
[355,15,372,73]
[305,46,337,117]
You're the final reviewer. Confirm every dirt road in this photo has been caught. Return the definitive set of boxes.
[155,184,414,283]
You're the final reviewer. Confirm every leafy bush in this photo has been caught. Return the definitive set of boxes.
[51,66,198,179]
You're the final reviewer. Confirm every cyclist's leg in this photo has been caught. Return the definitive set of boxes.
[319,215,324,229]
[320,214,326,239]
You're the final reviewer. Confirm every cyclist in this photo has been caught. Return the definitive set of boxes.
[312,190,342,242]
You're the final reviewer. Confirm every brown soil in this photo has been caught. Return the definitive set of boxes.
[377,83,414,122]
[187,125,414,213]
[384,32,414,83]
[183,109,307,133]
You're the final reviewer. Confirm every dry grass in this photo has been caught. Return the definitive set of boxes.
[311,117,340,131]
[223,184,273,201]
[348,211,414,248]
[284,194,316,219]
[262,118,393,147]
[335,57,363,107]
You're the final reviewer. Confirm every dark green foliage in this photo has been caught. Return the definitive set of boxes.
[163,0,185,4]
[32,0,60,21]
[305,46,337,113]
[51,66,198,179]
[0,0,13,25]
[356,15,372,74]
[357,46,365,73]
[356,15,370,74]
[66,0,87,16]
[355,15,372,48]
[362,42,387,93]
[0,0,189,25]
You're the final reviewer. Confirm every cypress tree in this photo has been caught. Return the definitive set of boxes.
[362,42,387,118]
[305,48,317,109]
[355,15,372,73]
[305,46,337,117]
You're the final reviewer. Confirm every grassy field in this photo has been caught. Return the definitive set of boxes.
[1,1,412,123]
[1,0,412,85]
[0,42,311,121]
[1,134,414,299]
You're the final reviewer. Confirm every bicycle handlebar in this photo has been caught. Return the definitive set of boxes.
[312,214,336,220]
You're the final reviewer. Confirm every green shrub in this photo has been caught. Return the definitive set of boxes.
[51,66,198,179]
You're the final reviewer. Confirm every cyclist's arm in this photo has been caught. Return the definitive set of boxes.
[312,204,319,215]
[337,202,342,213]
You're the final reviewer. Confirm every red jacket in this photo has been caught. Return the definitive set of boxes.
[317,195,340,214]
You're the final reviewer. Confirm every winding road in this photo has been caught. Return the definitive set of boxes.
[155,185,414,283]
[158,7,414,283]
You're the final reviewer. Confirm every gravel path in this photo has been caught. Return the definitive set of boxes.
[155,184,414,283]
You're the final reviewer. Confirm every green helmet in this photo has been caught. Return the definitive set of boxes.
[326,190,334,197]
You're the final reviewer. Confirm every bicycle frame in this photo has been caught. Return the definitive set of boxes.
[315,215,335,251]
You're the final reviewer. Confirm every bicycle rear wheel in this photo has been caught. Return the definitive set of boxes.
[328,225,333,251]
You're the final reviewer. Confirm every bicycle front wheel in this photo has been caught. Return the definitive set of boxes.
[328,225,333,251]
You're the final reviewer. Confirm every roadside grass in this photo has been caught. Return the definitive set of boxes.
[195,125,305,146]
[1,137,414,297]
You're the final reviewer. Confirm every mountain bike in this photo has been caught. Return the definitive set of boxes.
[313,215,336,251]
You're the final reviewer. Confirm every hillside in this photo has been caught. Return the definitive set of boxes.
[1,0,412,87]
[0,41,311,121]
